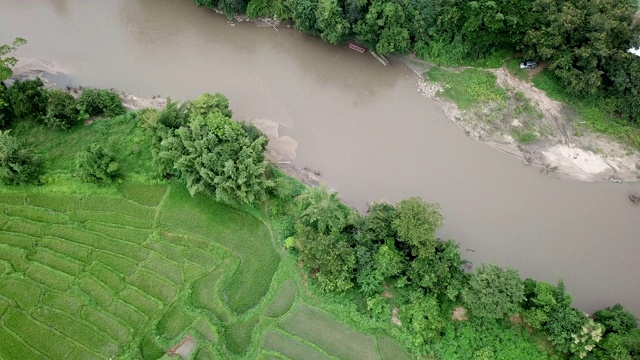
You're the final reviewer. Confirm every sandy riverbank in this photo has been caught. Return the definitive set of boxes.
[393,55,640,183]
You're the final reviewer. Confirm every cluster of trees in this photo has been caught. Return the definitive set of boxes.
[143,93,271,205]
[271,183,640,358]
[194,0,640,123]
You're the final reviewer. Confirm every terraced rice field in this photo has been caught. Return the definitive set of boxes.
[0,184,410,359]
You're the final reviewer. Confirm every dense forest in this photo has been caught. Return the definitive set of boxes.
[194,0,640,125]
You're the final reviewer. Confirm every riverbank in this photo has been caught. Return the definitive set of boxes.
[394,55,640,183]
[14,54,640,187]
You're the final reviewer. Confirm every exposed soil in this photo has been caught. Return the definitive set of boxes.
[451,306,468,321]
[167,335,196,359]
[394,55,640,183]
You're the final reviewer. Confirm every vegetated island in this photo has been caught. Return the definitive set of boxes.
[1,42,639,359]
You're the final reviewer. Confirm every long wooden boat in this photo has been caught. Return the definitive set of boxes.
[349,43,367,53]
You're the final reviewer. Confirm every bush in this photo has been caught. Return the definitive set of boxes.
[75,143,120,183]
[44,89,80,130]
[77,89,125,118]
[0,82,13,129]
[0,130,41,184]
[7,78,46,123]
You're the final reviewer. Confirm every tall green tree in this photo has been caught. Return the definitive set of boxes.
[355,0,411,54]
[315,0,351,44]
[393,197,443,258]
[0,38,26,83]
[0,130,41,185]
[466,263,524,320]
[525,0,640,96]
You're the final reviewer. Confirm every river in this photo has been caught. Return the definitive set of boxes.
[1,0,638,315]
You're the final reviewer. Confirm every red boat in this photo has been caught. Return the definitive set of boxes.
[349,43,367,53]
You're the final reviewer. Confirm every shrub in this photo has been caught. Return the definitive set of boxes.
[75,143,120,183]
[44,89,80,130]
[0,82,13,129]
[7,78,46,122]
[77,88,125,118]
[0,130,41,184]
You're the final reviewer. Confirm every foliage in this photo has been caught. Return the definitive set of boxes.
[401,293,447,346]
[0,37,26,82]
[75,143,120,183]
[7,78,46,123]
[545,306,603,358]
[44,89,80,130]
[393,196,443,258]
[525,0,640,97]
[593,304,638,336]
[0,130,41,185]
[296,186,353,235]
[426,67,507,110]
[0,82,12,129]
[300,230,356,292]
[315,0,351,44]
[431,320,554,360]
[354,0,410,54]
[151,93,270,205]
[466,263,524,320]
[77,88,125,118]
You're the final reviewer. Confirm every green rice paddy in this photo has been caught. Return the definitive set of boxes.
[0,185,411,359]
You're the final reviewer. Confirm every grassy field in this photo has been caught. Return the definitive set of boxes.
[0,184,412,359]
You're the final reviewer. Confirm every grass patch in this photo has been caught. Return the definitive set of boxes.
[141,252,184,284]
[30,248,83,276]
[119,287,160,317]
[0,192,25,205]
[263,280,297,318]
[85,221,151,244]
[106,299,148,329]
[26,263,72,291]
[12,113,155,180]
[3,218,45,237]
[26,193,80,212]
[512,129,538,144]
[378,335,411,360]
[156,304,195,340]
[426,67,507,110]
[31,306,117,356]
[4,309,74,359]
[226,316,259,355]
[262,330,330,360]
[0,325,43,359]
[88,262,126,292]
[533,69,640,148]
[506,59,530,81]
[0,278,42,309]
[121,183,167,206]
[0,231,36,251]
[160,186,279,313]
[40,236,92,263]
[81,306,131,343]
[81,196,156,219]
[279,305,378,360]
[68,210,154,229]
[93,251,138,276]
[41,290,83,315]
[78,274,113,306]
[4,205,69,224]
[0,243,30,272]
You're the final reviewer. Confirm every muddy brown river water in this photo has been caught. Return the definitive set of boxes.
[1,0,639,315]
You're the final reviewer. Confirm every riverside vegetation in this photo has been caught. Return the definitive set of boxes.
[1,41,639,359]
[194,0,640,148]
